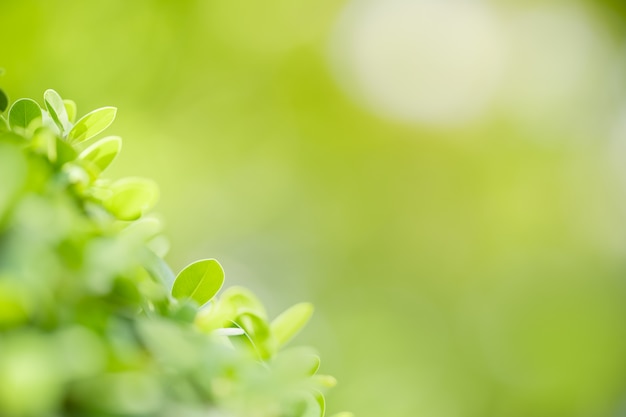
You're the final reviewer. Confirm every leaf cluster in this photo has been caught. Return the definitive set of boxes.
[0,88,350,417]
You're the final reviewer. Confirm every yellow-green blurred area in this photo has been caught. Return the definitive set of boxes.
[4,0,626,416]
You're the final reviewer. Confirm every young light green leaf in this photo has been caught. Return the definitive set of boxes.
[314,392,326,417]
[232,312,275,360]
[9,98,42,130]
[43,89,70,133]
[313,375,337,388]
[79,136,122,176]
[67,106,116,143]
[139,247,176,289]
[171,259,224,306]
[64,99,77,123]
[0,89,8,113]
[220,286,268,319]
[299,392,324,417]
[270,302,314,348]
[273,347,320,376]
[121,217,162,242]
[103,177,159,220]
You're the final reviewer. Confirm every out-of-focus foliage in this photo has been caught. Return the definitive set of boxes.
[4,1,626,416]
[0,89,344,417]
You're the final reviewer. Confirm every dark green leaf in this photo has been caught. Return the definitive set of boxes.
[9,98,42,130]
[0,89,8,113]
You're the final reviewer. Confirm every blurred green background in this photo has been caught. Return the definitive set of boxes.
[4,0,626,416]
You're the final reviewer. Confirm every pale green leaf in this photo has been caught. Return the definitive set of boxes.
[312,375,337,388]
[220,286,267,319]
[298,393,324,417]
[271,302,314,348]
[103,177,159,220]
[171,259,224,306]
[232,312,275,360]
[63,99,77,123]
[79,136,122,175]
[273,347,321,376]
[43,89,70,133]
[9,98,42,130]
[139,248,176,289]
[67,106,116,143]
[314,392,326,417]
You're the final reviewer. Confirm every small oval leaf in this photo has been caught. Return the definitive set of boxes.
[271,302,314,348]
[79,136,122,175]
[44,89,70,133]
[67,106,116,143]
[232,312,275,360]
[9,98,42,130]
[219,286,268,319]
[103,177,159,220]
[172,259,225,306]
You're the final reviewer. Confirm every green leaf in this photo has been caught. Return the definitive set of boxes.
[43,89,70,133]
[0,89,8,113]
[64,99,77,123]
[103,177,159,220]
[297,392,324,417]
[9,98,42,130]
[54,136,78,166]
[67,106,116,143]
[273,347,320,376]
[271,302,314,348]
[312,375,337,388]
[171,259,224,306]
[0,143,26,218]
[79,136,122,176]
[232,312,275,360]
[220,286,268,319]
[314,392,326,417]
[140,248,176,290]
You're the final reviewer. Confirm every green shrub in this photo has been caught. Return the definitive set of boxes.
[0,88,349,417]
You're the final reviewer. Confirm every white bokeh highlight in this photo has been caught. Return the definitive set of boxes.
[329,0,505,126]
[329,0,617,133]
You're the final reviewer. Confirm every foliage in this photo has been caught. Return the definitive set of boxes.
[0,87,348,417]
